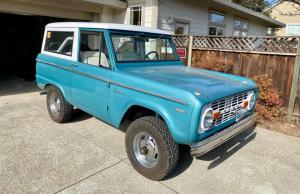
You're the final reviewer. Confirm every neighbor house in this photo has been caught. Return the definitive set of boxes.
[265,0,300,36]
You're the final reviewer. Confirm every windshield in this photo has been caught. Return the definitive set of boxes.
[111,33,178,62]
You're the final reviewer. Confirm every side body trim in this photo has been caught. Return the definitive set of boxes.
[36,59,189,105]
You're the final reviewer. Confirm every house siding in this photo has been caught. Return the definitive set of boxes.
[158,0,269,36]
[248,19,269,36]
[158,0,208,34]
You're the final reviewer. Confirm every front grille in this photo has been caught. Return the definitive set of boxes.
[211,92,248,128]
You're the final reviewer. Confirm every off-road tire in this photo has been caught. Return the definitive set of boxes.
[46,86,73,123]
[125,116,179,181]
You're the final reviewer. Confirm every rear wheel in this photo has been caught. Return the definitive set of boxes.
[125,116,179,180]
[46,86,73,123]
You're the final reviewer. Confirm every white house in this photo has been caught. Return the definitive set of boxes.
[0,0,284,81]
[122,0,285,36]
[0,0,284,35]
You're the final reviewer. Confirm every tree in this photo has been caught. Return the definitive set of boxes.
[232,0,271,12]
[265,0,300,16]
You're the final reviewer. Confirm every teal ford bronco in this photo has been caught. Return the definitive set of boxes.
[36,22,257,180]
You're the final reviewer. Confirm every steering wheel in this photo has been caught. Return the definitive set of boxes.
[145,51,159,60]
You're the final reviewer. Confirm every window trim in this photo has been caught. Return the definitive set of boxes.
[42,27,79,61]
[129,5,143,26]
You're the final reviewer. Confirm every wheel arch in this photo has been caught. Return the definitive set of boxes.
[43,82,67,99]
[119,102,177,140]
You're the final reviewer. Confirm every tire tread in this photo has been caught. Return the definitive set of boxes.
[126,116,179,180]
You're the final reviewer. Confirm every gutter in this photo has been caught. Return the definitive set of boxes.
[211,0,286,28]
[81,0,127,9]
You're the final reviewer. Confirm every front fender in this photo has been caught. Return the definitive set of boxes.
[109,84,195,144]
[122,100,175,135]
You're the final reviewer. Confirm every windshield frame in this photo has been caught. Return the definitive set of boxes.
[109,30,180,64]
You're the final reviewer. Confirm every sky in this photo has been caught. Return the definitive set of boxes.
[267,0,279,5]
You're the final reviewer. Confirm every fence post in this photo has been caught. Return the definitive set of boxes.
[287,39,300,122]
[187,35,193,67]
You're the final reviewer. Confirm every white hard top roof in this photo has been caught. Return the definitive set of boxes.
[46,22,173,35]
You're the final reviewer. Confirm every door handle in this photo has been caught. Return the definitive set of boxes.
[72,63,79,67]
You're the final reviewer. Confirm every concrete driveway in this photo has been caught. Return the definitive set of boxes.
[0,80,300,194]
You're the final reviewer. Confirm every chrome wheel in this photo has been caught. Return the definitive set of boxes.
[133,132,159,168]
[50,95,61,114]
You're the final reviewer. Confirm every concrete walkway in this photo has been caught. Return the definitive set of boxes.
[0,81,300,194]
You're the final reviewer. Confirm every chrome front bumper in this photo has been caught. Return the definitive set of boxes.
[190,114,257,157]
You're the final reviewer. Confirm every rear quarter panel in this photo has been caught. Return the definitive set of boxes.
[36,53,73,102]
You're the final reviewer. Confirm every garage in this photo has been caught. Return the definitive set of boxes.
[0,0,126,92]
[0,13,75,81]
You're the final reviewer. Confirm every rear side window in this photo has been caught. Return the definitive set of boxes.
[44,31,74,56]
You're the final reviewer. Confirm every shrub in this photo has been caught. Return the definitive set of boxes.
[200,60,284,122]
[201,59,234,74]
[252,75,285,122]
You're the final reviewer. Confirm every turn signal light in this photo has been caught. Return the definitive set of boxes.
[213,111,221,119]
[243,101,249,109]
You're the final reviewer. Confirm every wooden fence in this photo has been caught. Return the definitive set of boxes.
[174,35,300,122]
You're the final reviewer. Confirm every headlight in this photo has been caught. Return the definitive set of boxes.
[200,106,214,131]
[247,91,255,110]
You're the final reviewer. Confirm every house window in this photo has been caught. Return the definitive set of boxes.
[174,21,189,35]
[130,6,142,26]
[287,24,300,35]
[233,18,248,36]
[209,12,226,35]
[209,27,224,36]
[44,31,74,56]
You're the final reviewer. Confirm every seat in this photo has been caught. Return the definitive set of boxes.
[80,51,109,68]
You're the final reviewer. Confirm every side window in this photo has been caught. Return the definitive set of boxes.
[79,31,110,68]
[44,31,74,56]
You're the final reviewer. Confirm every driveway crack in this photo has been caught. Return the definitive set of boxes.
[54,159,125,194]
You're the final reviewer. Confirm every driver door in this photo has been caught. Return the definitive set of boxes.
[71,30,111,121]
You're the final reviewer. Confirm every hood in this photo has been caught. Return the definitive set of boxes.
[119,65,257,101]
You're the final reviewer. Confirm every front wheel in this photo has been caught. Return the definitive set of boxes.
[125,116,179,181]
